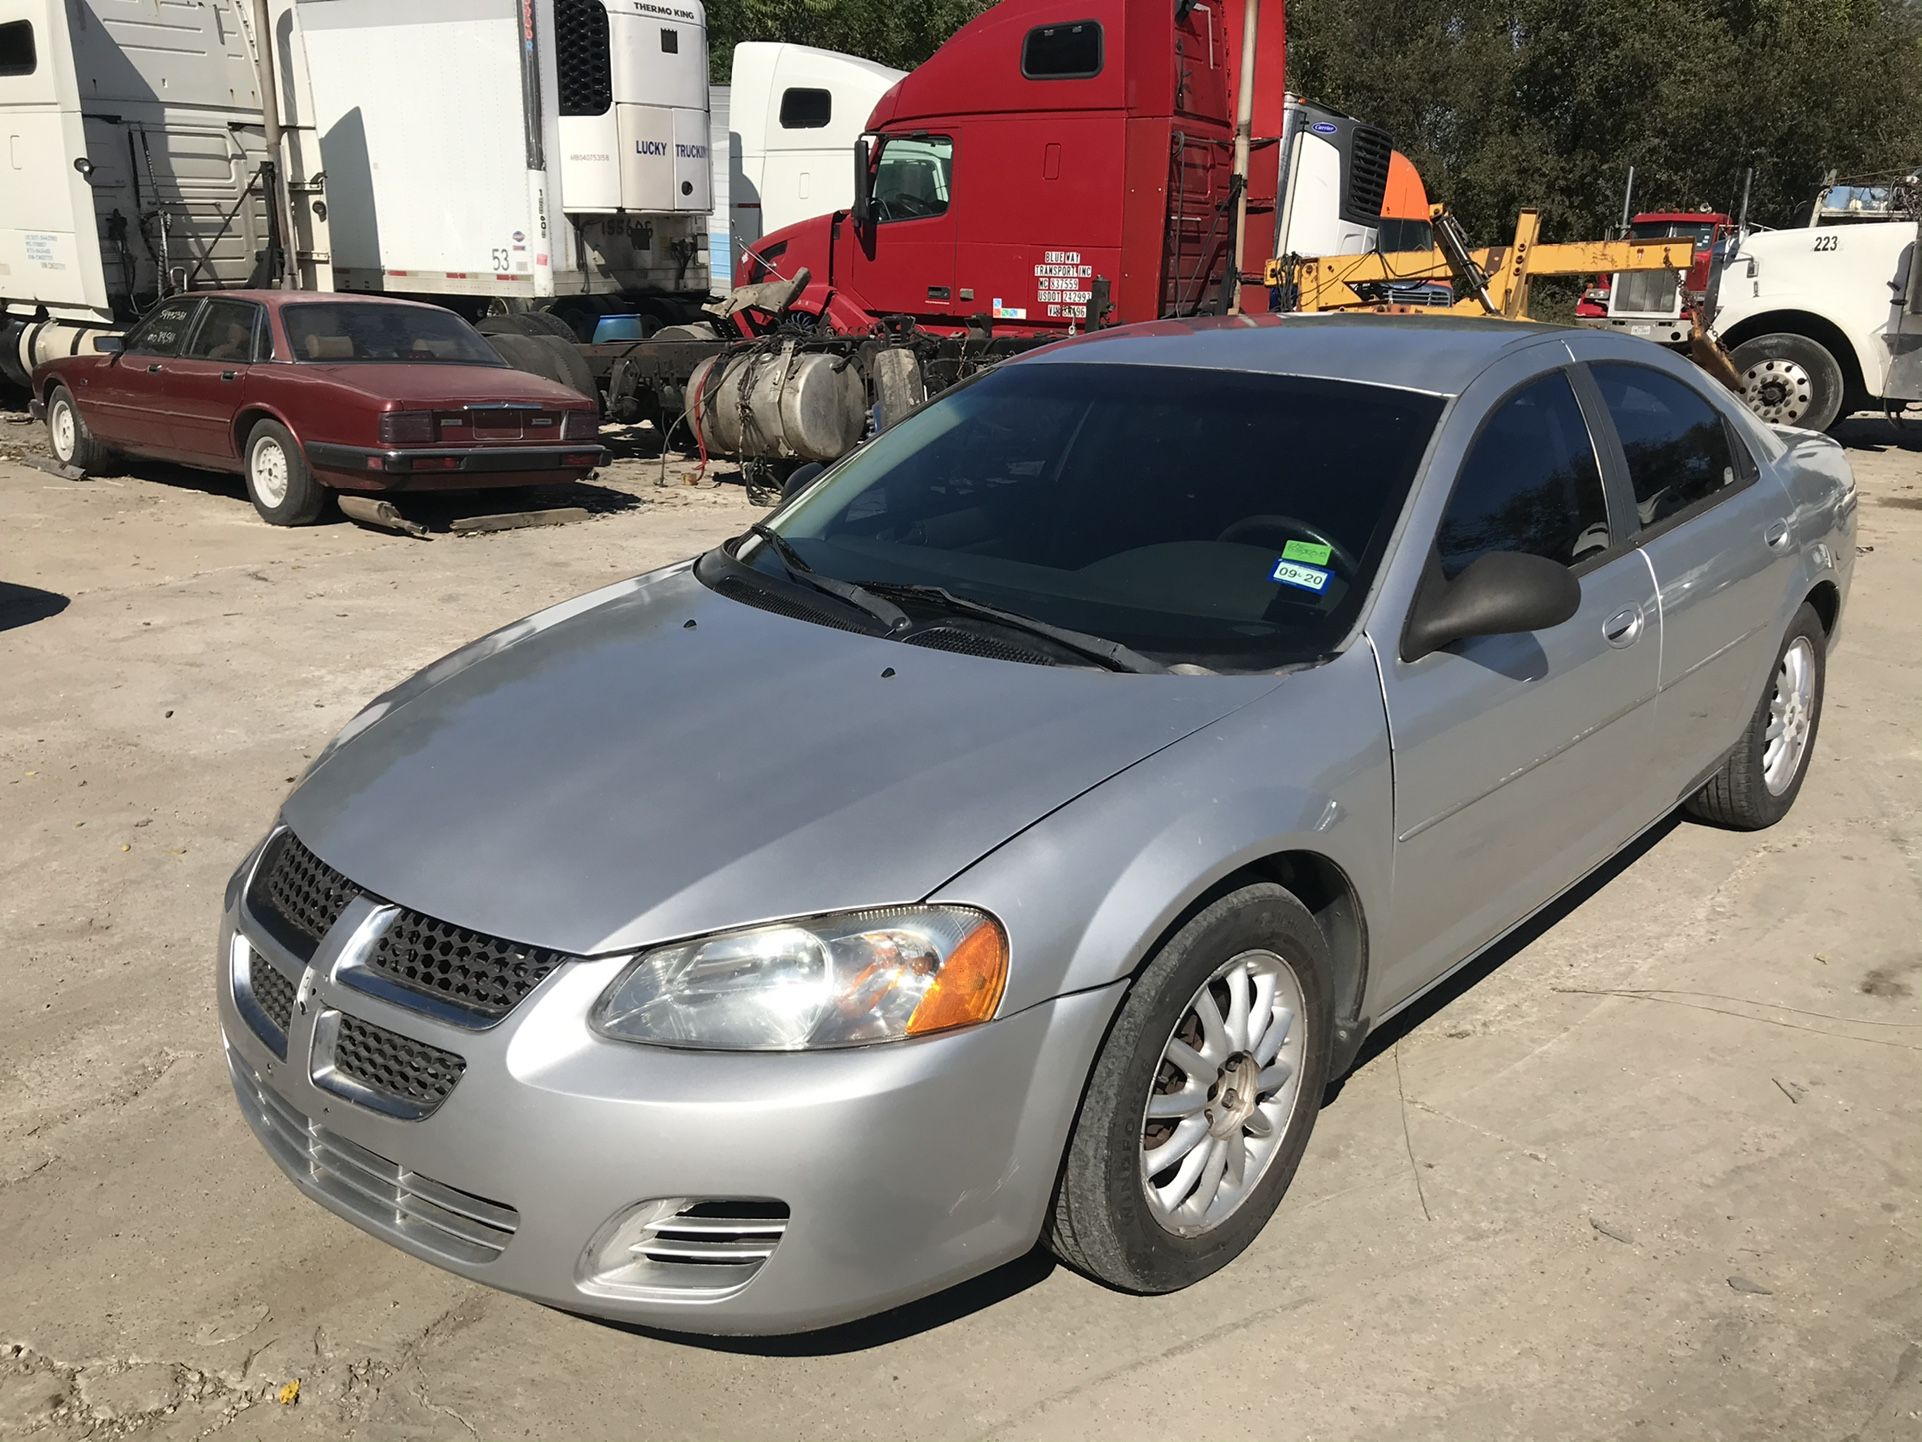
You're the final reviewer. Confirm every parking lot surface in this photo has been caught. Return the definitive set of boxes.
[1,413,1918,1441]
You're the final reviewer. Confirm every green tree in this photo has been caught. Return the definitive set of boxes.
[706,0,994,84]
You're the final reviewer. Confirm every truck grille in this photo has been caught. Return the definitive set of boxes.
[1346,125,1393,225]
[246,830,573,1019]
[230,1056,518,1264]
[555,0,613,117]
[1610,268,1682,317]
[250,951,298,1034]
[332,1014,467,1114]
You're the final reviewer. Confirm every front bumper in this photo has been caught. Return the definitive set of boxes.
[216,854,1118,1335]
[1574,314,1691,345]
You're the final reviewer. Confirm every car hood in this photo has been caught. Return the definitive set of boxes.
[282,565,1281,957]
[298,363,588,406]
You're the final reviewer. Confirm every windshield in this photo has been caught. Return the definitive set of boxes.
[720,362,1443,670]
[1630,221,1717,247]
[283,303,504,365]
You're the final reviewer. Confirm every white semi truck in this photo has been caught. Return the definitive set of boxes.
[3,0,718,407]
[1714,216,1922,431]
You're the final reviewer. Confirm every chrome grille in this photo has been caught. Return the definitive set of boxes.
[365,913,566,1017]
[250,951,297,1033]
[230,1056,517,1264]
[249,832,356,960]
[633,1201,791,1270]
[331,1014,466,1113]
[1610,268,1681,316]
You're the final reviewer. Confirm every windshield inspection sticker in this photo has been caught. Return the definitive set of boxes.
[1281,539,1333,565]
[1271,559,1332,593]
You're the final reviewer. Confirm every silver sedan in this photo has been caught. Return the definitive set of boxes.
[218,314,1857,1333]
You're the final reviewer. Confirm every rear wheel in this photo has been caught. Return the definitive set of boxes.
[486,331,597,401]
[1684,603,1826,829]
[46,385,113,473]
[244,419,328,526]
[1730,333,1848,432]
[1048,883,1333,1293]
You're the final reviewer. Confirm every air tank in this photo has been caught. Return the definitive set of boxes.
[687,344,868,462]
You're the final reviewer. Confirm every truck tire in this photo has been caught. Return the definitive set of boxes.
[1683,603,1826,830]
[45,384,115,474]
[486,331,595,401]
[531,333,598,401]
[243,419,329,526]
[477,310,578,343]
[1730,333,1847,432]
[1048,882,1333,1294]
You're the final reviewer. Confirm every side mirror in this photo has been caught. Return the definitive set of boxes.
[780,460,826,500]
[92,334,125,354]
[850,136,873,229]
[1402,551,1581,662]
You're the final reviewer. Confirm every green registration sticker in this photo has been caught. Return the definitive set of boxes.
[1282,539,1333,565]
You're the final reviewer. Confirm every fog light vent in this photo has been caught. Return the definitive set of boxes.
[579,1198,790,1300]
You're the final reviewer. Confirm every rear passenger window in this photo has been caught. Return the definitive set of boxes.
[1437,372,1611,578]
[181,299,262,362]
[779,87,831,129]
[1591,362,1738,529]
[125,298,200,357]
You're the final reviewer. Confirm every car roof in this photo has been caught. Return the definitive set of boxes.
[173,290,446,312]
[1018,312,1573,396]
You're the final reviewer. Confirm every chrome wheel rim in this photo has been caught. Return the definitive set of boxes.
[1740,358,1814,426]
[1140,949,1307,1236]
[50,400,76,462]
[1763,636,1816,795]
[251,436,289,508]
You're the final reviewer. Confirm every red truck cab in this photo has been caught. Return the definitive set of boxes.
[1576,209,1734,343]
[738,0,1287,336]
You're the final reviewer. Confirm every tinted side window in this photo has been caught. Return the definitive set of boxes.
[1438,372,1611,577]
[0,19,34,76]
[1590,362,1737,529]
[1022,21,1102,78]
[125,299,200,357]
[181,300,262,362]
[779,87,831,129]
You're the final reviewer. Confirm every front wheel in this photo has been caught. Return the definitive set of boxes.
[1048,883,1333,1293]
[244,419,328,526]
[1684,603,1827,829]
[46,385,114,474]
[1730,333,1848,432]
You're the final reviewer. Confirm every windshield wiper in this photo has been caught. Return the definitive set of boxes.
[862,581,1168,674]
[737,523,910,633]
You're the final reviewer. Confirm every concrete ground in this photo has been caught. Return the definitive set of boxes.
[0,408,1917,1442]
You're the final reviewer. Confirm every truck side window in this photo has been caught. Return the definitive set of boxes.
[873,136,953,223]
[1021,21,1102,79]
[1437,372,1611,578]
[1589,362,1739,531]
[124,299,201,358]
[0,19,34,76]
[779,88,831,129]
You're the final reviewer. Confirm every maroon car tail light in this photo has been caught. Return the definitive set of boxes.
[380,411,438,446]
[561,410,601,441]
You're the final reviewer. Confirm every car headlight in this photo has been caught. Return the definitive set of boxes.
[590,906,1008,1051]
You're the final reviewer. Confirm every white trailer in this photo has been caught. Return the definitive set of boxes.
[1714,218,1922,431]
[0,0,328,384]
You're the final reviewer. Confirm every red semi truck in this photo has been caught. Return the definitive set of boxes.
[687,0,1408,474]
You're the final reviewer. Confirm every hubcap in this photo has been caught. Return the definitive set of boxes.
[50,401,76,461]
[1140,949,1308,1236]
[1740,358,1813,426]
[251,436,289,508]
[1763,636,1816,795]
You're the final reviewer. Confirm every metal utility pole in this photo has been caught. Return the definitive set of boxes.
[1226,0,1260,314]
[251,0,299,288]
[1617,166,1636,237]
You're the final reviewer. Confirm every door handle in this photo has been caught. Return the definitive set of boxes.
[146,363,163,374]
[1764,519,1791,550]
[926,286,950,302]
[1603,605,1644,647]
[220,370,238,381]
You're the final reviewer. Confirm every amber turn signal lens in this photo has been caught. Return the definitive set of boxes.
[906,917,1008,1036]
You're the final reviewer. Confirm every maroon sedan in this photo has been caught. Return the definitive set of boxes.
[31,292,605,525]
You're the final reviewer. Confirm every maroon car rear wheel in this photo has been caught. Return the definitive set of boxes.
[244,419,329,527]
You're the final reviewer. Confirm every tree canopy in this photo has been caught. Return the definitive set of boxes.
[705,0,1922,240]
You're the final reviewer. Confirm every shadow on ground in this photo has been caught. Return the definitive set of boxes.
[0,582,70,632]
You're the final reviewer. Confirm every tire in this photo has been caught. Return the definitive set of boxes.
[45,384,114,474]
[1048,883,1334,1293]
[488,330,597,402]
[243,419,328,526]
[478,309,582,343]
[1730,333,1848,432]
[1684,603,1826,829]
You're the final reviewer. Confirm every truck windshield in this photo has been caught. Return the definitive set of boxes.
[728,362,1443,670]
[282,303,504,366]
